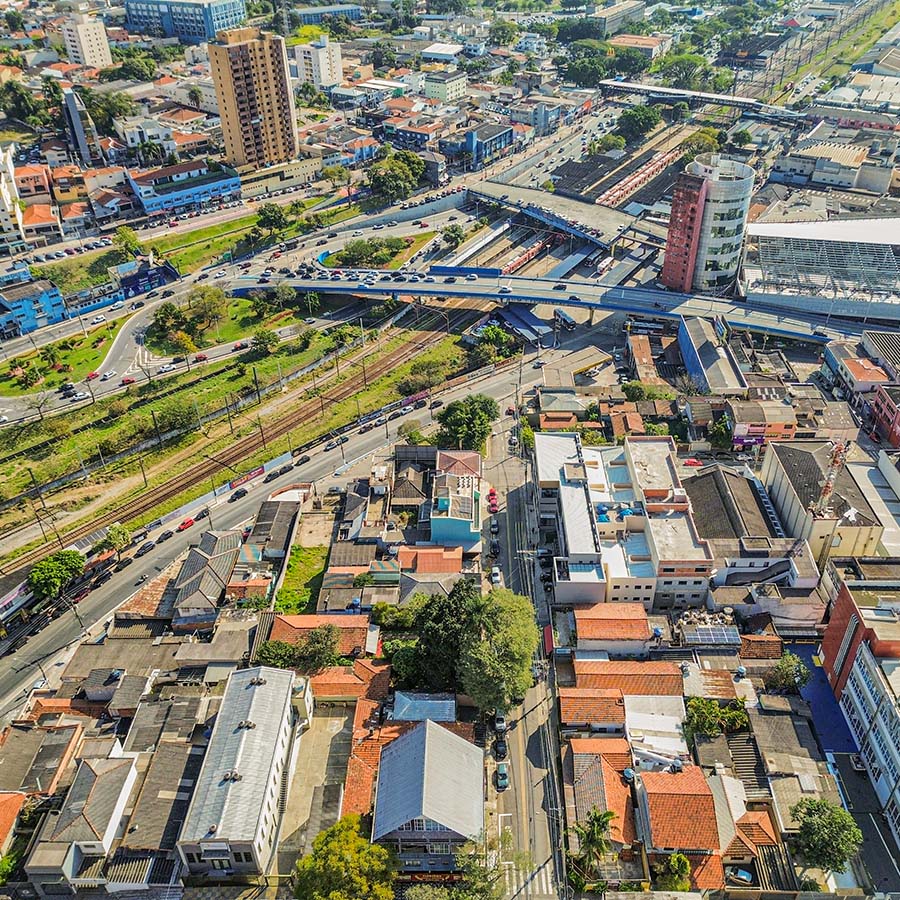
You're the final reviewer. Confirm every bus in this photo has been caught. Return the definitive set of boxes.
[554,308,576,331]
[626,318,666,335]
[595,256,615,277]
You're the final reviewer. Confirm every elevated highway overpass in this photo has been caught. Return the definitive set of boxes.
[235,272,869,342]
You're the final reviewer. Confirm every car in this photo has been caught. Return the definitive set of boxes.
[214,269,227,278]
[0,415,7,424]
[490,539,501,557]
[490,566,502,585]
[726,869,753,886]
[325,439,339,451]
[233,341,249,351]
[194,353,208,362]
[294,454,311,467]
[499,286,512,294]
[568,294,581,302]
[109,301,124,310]
[70,587,90,604]
[86,371,99,381]
[135,541,156,557]
[683,458,703,467]
[414,399,428,409]
[316,239,328,246]
[419,222,429,229]
[352,230,364,236]
[229,487,249,502]
[176,518,194,532]
[495,762,510,791]
[70,391,89,401]
[194,508,210,520]
[735,453,753,462]
[264,469,281,482]
[553,283,566,291]
[338,435,349,445]
[493,737,508,760]
[493,713,508,734]
[114,557,133,571]
[373,223,384,230]
[399,405,414,415]
[162,289,175,298]
[429,400,443,409]
[157,364,175,374]
[32,677,48,691]
[490,518,499,535]
[533,359,546,368]
[157,529,174,542]
[120,377,136,386]
[90,315,107,325]
[374,415,388,426]
[239,261,252,269]
[444,276,457,283]
[196,272,209,280]
[539,556,552,569]
[388,410,402,421]
[277,463,293,476]
[100,370,117,381]
[130,300,146,309]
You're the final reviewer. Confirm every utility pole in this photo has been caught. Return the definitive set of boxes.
[252,366,262,404]
[150,408,163,450]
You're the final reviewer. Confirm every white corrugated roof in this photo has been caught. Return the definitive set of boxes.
[748,217,900,245]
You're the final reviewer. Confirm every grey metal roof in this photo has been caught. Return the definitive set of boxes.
[49,757,135,843]
[173,530,242,612]
[178,666,295,844]
[391,692,456,723]
[372,720,483,841]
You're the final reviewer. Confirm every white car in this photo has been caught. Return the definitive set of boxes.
[109,301,124,310]
[736,453,753,462]
[90,314,107,324]
[352,230,363,236]
[490,566,502,585]
[0,415,8,424]
[499,285,512,294]
[157,363,176,374]
[100,370,117,381]
[214,269,227,278]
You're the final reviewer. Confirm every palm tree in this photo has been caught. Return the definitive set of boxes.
[187,86,203,109]
[569,807,616,883]
[39,345,60,368]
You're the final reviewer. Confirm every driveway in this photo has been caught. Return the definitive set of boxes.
[273,709,353,876]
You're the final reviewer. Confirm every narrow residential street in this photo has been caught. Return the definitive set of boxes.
[487,423,562,900]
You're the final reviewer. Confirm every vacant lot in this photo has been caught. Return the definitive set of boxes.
[277,545,329,613]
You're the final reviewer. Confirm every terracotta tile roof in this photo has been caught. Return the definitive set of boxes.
[154,75,177,85]
[732,810,778,854]
[271,613,370,656]
[436,449,482,478]
[0,791,26,847]
[570,736,632,771]
[641,767,720,852]
[21,204,58,227]
[172,131,207,146]
[740,633,783,659]
[397,545,463,574]
[573,660,683,696]
[559,688,626,727]
[160,107,206,123]
[60,202,90,219]
[600,756,635,844]
[574,603,650,642]
[611,411,645,437]
[843,357,890,383]
[14,165,47,178]
[685,853,726,890]
[309,658,390,701]
[540,412,577,429]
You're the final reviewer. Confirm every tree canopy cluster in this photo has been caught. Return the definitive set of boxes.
[435,394,499,452]
[330,236,409,268]
[388,579,539,713]
[616,105,662,142]
[764,651,811,694]
[27,550,84,603]
[684,697,749,743]
[367,150,426,203]
[791,798,862,873]
[565,42,649,87]
[256,625,342,673]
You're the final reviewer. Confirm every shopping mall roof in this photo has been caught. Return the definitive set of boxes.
[747,217,900,245]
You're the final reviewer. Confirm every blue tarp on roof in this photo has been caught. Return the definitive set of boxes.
[391,691,456,722]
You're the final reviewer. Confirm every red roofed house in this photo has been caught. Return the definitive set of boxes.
[309,658,391,702]
[558,687,626,734]
[573,660,683,695]
[397,545,463,575]
[0,791,26,854]
[573,603,652,657]
[14,165,51,204]
[270,613,376,657]
[21,203,61,244]
[435,449,482,479]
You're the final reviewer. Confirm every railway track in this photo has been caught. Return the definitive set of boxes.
[6,297,480,575]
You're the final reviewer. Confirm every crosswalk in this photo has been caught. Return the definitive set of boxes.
[503,861,558,899]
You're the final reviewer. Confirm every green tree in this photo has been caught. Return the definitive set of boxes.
[256,639,298,668]
[274,282,296,309]
[27,550,84,603]
[566,56,610,87]
[656,853,691,891]
[589,133,626,154]
[4,9,24,32]
[293,624,340,673]
[616,105,661,142]
[681,125,722,161]
[171,330,197,355]
[656,52,708,89]
[304,291,321,316]
[489,19,519,45]
[671,100,690,122]
[395,149,425,182]
[556,16,606,42]
[405,887,451,900]
[436,394,499,452]
[370,41,397,69]
[732,128,753,147]
[367,156,417,203]
[187,85,203,109]
[622,381,674,402]
[39,344,60,368]
[460,588,539,712]
[257,202,289,236]
[569,807,616,886]
[684,697,748,743]
[414,578,482,691]
[77,88,136,135]
[764,651,811,694]
[189,285,228,332]
[612,46,649,77]
[293,815,395,900]
[93,522,132,561]
[321,163,350,193]
[248,290,272,319]
[791,798,862,872]
[708,415,733,449]
[251,327,280,355]
[113,225,141,257]
[152,301,186,333]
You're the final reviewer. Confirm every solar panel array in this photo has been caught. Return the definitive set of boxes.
[683,624,742,646]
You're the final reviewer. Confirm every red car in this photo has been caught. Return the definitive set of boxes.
[506,406,516,416]
[86,371,99,380]
[419,222,429,228]
[176,517,195,532]
[71,587,90,604]
[120,377,136,386]
[195,353,208,362]
[683,458,703,467]
[233,341,248,351]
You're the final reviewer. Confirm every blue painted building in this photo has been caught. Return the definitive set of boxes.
[428,450,484,551]
[125,0,246,43]
[293,3,362,23]
[127,160,241,214]
[0,279,67,338]
[109,257,179,299]
[439,123,514,170]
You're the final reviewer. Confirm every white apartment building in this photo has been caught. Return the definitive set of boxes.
[177,666,309,876]
[292,34,342,89]
[61,14,112,69]
[533,433,713,610]
[423,70,467,104]
[114,116,176,151]
[0,146,27,257]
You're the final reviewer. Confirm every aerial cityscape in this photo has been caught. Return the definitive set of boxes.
[0,0,898,895]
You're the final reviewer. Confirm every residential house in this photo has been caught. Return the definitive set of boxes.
[372,720,483,873]
[169,530,242,631]
[558,688,627,734]
[0,279,67,338]
[269,613,378,656]
[573,603,653,657]
[726,400,798,449]
[14,165,51,205]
